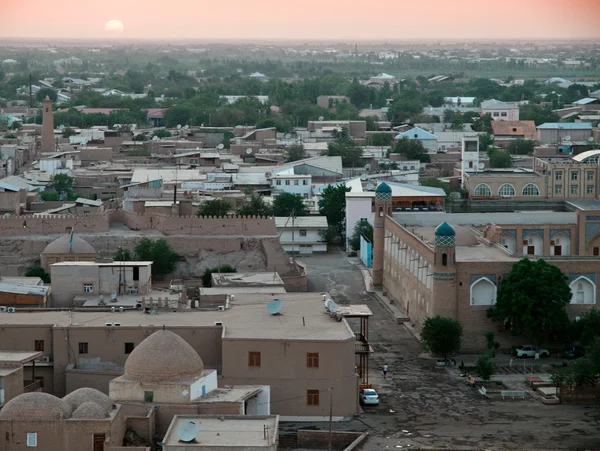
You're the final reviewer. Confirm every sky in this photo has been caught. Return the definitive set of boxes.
[1,0,600,41]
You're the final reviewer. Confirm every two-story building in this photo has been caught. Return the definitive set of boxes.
[481,99,520,121]
[275,216,328,254]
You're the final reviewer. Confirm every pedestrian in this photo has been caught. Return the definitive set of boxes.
[382,363,389,379]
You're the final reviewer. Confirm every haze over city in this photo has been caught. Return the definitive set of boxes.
[2,0,600,40]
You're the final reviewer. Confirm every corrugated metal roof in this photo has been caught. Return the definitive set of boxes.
[145,201,176,207]
[75,197,102,207]
[573,98,599,105]
[0,282,48,296]
[0,181,21,192]
[393,211,575,226]
[571,149,600,162]
[537,122,593,130]
[396,126,437,141]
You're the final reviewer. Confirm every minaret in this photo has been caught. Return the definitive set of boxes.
[41,96,55,153]
[372,182,392,286]
[432,222,458,319]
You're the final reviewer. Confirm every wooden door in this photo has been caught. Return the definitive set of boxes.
[93,434,105,451]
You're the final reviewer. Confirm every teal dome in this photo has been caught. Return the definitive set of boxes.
[435,222,455,237]
[375,182,392,194]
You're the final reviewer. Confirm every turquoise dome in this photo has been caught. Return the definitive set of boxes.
[435,222,455,237]
[375,182,392,194]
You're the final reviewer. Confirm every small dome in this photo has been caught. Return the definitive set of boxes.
[123,329,204,383]
[0,393,72,420]
[43,234,96,255]
[63,388,113,413]
[71,402,108,419]
[375,182,392,194]
[435,222,456,237]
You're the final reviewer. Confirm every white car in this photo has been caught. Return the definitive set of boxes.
[514,345,550,358]
[359,388,380,405]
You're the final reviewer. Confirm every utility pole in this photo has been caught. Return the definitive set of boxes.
[290,208,295,260]
[328,385,333,451]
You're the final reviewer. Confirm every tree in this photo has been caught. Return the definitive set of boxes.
[196,199,232,217]
[202,265,237,287]
[36,88,57,103]
[487,147,513,168]
[573,309,600,347]
[392,137,430,163]
[507,139,535,155]
[62,127,76,138]
[4,133,17,139]
[285,144,307,163]
[114,248,133,261]
[236,195,273,217]
[271,193,308,217]
[40,191,60,201]
[50,174,76,200]
[25,266,50,283]
[132,238,180,278]
[365,133,394,147]
[475,352,495,382]
[472,113,493,133]
[449,114,464,130]
[487,258,571,345]
[349,219,373,252]
[318,183,351,244]
[325,138,363,168]
[478,132,494,152]
[519,104,559,126]
[485,331,500,357]
[420,316,463,359]
[152,129,172,138]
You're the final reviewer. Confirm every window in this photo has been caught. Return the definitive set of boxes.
[594,247,599,256]
[294,179,299,185]
[555,171,562,181]
[303,180,308,185]
[27,433,37,447]
[35,376,44,389]
[571,185,578,195]
[307,352,319,368]
[571,171,578,181]
[588,171,594,181]
[34,340,44,352]
[555,185,562,194]
[474,184,491,197]
[493,112,499,117]
[133,266,139,281]
[144,391,153,403]
[441,253,448,266]
[587,185,594,194]
[124,342,135,354]
[285,180,290,185]
[498,184,515,197]
[78,342,88,354]
[83,283,93,293]
[276,180,281,186]
[522,184,540,196]
[248,351,261,367]
[307,389,320,406]
[299,229,307,237]
[500,112,507,117]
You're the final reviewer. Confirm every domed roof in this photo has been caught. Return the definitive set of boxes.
[63,388,113,413]
[0,392,72,420]
[435,222,456,237]
[71,402,108,419]
[123,329,204,383]
[375,182,392,194]
[43,234,96,255]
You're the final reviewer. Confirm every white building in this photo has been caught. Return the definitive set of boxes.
[481,99,520,121]
[460,135,481,188]
[395,127,438,153]
[275,216,328,254]
[271,174,312,198]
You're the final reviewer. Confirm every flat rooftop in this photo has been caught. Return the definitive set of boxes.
[163,415,278,448]
[0,351,42,364]
[212,272,284,287]
[566,200,600,211]
[0,293,355,342]
[199,287,287,296]
[198,386,263,403]
[392,211,576,227]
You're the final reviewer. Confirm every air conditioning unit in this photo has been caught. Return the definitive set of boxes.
[41,356,50,363]
[214,321,223,326]
[111,307,116,313]
[0,306,6,312]
[114,323,121,327]
[7,307,16,313]
[217,306,225,311]
[105,322,113,327]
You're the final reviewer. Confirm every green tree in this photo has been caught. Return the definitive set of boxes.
[420,316,463,359]
[449,114,464,130]
[114,248,133,261]
[133,238,180,278]
[487,258,571,345]
[392,137,431,163]
[318,183,351,243]
[365,133,394,147]
[487,148,513,168]
[349,219,373,252]
[202,265,237,287]
[472,113,493,133]
[478,132,494,152]
[485,331,500,357]
[519,104,559,126]
[236,195,273,217]
[62,127,76,138]
[25,266,50,283]
[573,309,600,347]
[507,139,536,155]
[475,351,495,382]
[36,88,57,103]
[152,129,172,138]
[285,144,307,163]
[271,193,308,217]
[196,199,232,217]
[40,191,60,201]
[50,174,76,200]
[3,133,17,139]
[325,138,363,167]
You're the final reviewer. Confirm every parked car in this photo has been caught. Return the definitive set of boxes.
[359,388,380,405]
[514,345,550,358]
[566,344,585,359]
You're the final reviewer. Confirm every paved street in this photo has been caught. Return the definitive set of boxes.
[289,251,600,450]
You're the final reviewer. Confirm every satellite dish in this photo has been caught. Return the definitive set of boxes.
[564,135,571,142]
[285,133,291,139]
[327,300,339,313]
[196,146,200,151]
[588,137,595,143]
[178,420,199,443]
[318,116,324,121]
[245,148,253,155]
[110,292,117,301]
[265,171,272,178]
[217,143,224,150]
[366,182,375,191]
[184,124,189,130]
[360,174,368,181]
[177,124,182,130]
[267,298,284,315]
[152,135,159,141]
[478,162,485,169]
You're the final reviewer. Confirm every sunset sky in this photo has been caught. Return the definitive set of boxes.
[1,0,599,40]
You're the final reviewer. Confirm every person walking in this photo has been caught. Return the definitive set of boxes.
[382,363,389,379]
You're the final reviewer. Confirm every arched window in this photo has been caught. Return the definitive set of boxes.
[378,206,384,217]
[570,277,596,304]
[498,184,515,197]
[522,183,540,196]
[474,184,492,197]
[441,253,448,266]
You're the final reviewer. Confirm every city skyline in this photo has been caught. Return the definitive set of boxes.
[1,0,600,40]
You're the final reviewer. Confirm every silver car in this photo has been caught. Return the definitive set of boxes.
[514,345,550,358]
[359,388,380,405]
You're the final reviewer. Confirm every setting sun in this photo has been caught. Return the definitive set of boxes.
[104,19,124,35]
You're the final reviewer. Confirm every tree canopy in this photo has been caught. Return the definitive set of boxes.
[114,238,180,279]
[420,316,463,359]
[507,139,536,155]
[324,134,364,168]
[519,104,559,125]
[318,183,350,243]
[285,144,307,163]
[236,195,273,217]
[391,137,431,163]
[349,219,373,252]
[487,147,513,168]
[487,258,571,345]
[25,266,51,283]
[271,193,308,217]
[196,198,232,217]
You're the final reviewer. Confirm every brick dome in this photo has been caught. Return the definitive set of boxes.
[43,234,96,255]
[123,329,204,383]
[0,392,72,420]
[63,388,113,413]
[71,402,108,419]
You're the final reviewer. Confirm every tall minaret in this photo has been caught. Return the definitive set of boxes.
[41,96,55,153]
[372,182,392,286]
[432,222,458,319]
